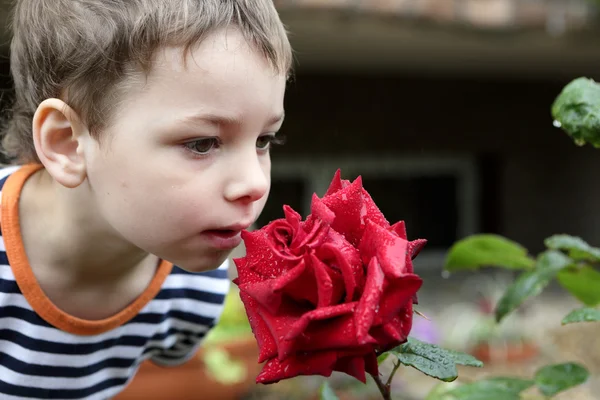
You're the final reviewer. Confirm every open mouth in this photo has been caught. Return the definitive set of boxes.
[204,229,240,238]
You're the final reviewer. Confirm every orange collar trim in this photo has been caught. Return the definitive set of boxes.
[1,164,173,335]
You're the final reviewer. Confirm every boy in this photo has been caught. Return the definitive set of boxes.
[0,0,292,398]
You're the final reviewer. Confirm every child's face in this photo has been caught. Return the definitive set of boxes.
[80,28,287,272]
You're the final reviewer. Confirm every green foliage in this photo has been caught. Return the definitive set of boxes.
[545,234,600,262]
[202,347,247,385]
[534,363,589,397]
[319,381,339,400]
[562,307,600,325]
[551,77,600,147]
[557,265,600,306]
[392,337,483,382]
[427,377,534,400]
[494,250,573,322]
[444,234,535,272]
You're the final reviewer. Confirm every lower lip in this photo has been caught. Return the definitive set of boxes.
[201,230,242,250]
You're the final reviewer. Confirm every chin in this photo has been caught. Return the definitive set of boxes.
[171,252,230,273]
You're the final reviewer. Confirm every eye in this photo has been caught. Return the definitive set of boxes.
[183,138,220,155]
[256,134,286,151]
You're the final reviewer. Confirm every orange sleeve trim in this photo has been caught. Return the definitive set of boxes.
[2,164,174,336]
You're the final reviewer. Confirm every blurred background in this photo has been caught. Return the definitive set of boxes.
[0,1,598,399]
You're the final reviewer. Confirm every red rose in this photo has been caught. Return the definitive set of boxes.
[233,170,425,384]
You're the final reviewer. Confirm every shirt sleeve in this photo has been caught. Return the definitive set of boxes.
[150,259,231,367]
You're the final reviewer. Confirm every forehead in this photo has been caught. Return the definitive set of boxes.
[142,28,286,109]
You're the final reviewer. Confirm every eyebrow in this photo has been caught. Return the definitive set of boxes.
[179,112,285,128]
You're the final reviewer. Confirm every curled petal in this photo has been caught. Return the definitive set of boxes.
[238,291,279,362]
[355,258,385,344]
[374,273,422,325]
[409,239,427,260]
[334,356,366,383]
[391,220,407,240]
[285,302,357,342]
[310,194,336,225]
[324,169,351,196]
[309,254,335,308]
[256,351,338,384]
[239,229,300,278]
[319,242,361,303]
[359,220,409,279]
[238,260,307,314]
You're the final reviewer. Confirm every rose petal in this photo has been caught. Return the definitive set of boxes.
[371,304,414,351]
[318,242,361,303]
[238,291,279,362]
[309,194,336,225]
[285,314,376,358]
[256,351,338,384]
[321,177,367,246]
[309,254,335,308]
[360,187,390,228]
[238,259,308,314]
[324,169,351,196]
[391,220,407,240]
[285,302,357,342]
[364,352,379,378]
[374,274,422,324]
[238,229,300,278]
[355,258,385,344]
[334,355,366,383]
[408,238,427,260]
[359,220,409,279]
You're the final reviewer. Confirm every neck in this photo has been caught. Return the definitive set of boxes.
[19,168,158,285]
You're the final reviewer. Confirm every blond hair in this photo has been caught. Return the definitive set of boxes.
[3,0,293,164]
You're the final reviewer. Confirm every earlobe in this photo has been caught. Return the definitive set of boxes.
[32,99,88,188]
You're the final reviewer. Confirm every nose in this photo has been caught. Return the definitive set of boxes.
[224,153,269,204]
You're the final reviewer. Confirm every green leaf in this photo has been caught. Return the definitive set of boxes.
[545,234,600,261]
[202,347,247,385]
[437,377,535,400]
[377,352,390,365]
[393,337,483,382]
[557,266,600,306]
[395,352,458,382]
[444,234,534,272]
[534,363,589,397]
[551,77,600,148]
[562,307,600,325]
[495,250,573,322]
[319,381,339,400]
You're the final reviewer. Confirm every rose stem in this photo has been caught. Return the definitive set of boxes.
[374,361,401,400]
[373,375,391,400]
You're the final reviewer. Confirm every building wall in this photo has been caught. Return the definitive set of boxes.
[276,73,600,254]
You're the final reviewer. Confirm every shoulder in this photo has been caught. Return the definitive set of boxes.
[0,165,22,191]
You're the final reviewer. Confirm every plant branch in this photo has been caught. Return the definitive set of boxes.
[386,361,401,387]
[374,361,401,400]
[374,375,391,400]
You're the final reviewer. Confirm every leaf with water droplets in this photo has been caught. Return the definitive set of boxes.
[562,307,600,325]
[534,363,589,397]
[392,337,482,382]
[551,77,600,148]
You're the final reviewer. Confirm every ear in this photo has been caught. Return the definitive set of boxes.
[32,99,88,188]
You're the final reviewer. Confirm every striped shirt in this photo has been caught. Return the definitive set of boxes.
[0,165,230,399]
